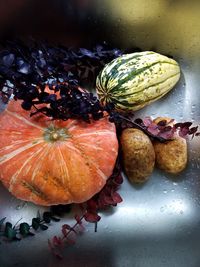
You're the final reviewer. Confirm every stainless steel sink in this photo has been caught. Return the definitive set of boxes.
[0,1,200,266]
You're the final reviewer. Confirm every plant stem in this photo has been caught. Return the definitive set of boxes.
[118,114,169,142]
[61,215,84,241]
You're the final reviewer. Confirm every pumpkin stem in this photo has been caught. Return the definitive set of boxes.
[43,125,70,143]
[51,133,59,140]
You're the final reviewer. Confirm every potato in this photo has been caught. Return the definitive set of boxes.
[153,117,188,174]
[120,128,155,183]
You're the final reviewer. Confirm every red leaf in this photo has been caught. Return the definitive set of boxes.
[97,197,106,209]
[78,203,85,211]
[111,192,123,204]
[74,214,82,224]
[77,223,85,233]
[86,199,98,211]
[53,236,63,246]
[103,195,115,205]
[62,227,68,237]
[113,174,123,185]
[62,224,71,230]
[48,239,63,259]
[84,212,101,223]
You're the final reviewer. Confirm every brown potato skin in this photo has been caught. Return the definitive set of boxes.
[153,138,187,174]
[120,128,155,183]
[153,117,188,174]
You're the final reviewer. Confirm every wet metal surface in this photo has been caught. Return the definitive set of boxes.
[0,1,200,266]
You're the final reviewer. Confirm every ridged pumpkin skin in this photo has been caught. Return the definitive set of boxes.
[0,100,118,206]
[96,51,180,111]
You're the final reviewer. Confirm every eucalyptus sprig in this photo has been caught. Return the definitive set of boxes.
[0,205,71,241]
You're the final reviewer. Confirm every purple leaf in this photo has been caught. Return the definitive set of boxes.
[162,126,172,132]
[79,48,96,58]
[157,120,167,127]
[2,53,15,67]
[158,129,175,139]
[174,122,183,128]
[178,126,190,138]
[147,123,159,135]
[181,122,193,128]
[134,118,143,125]
[188,126,198,135]
[143,117,153,127]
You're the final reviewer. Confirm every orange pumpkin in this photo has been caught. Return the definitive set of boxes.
[0,100,118,206]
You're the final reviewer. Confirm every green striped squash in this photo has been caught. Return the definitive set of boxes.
[96,51,181,111]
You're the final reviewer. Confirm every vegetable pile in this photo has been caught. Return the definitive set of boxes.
[0,40,199,257]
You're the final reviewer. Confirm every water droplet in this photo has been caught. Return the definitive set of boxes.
[16,201,27,210]
[192,104,196,109]
[171,189,175,192]
[173,182,177,186]
[160,206,166,212]
[179,115,183,120]
[163,190,168,194]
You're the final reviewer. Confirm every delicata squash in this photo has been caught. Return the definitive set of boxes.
[96,51,180,111]
[0,100,118,206]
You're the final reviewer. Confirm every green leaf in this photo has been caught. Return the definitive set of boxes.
[32,218,40,230]
[5,222,12,228]
[4,222,17,240]
[50,204,71,216]
[37,210,41,220]
[43,212,52,223]
[19,223,30,236]
[39,224,48,231]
